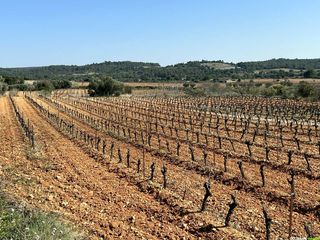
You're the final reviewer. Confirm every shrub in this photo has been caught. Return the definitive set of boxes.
[295,81,313,98]
[8,84,32,91]
[1,76,24,85]
[183,82,190,88]
[88,77,131,97]
[184,86,206,96]
[303,69,316,78]
[310,84,320,101]
[52,80,72,89]
[0,82,8,95]
[189,82,196,88]
[33,80,55,92]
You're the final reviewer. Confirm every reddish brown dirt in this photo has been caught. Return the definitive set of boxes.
[1,95,255,240]
[0,96,197,239]
[2,93,319,239]
[25,95,255,239]
[26,94,320,238]
[45,95,320,213]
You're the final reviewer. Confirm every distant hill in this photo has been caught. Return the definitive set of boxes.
[200,61,235,70]
[237,58,320,70]
[0,61,160,80]
[1,58,320,81]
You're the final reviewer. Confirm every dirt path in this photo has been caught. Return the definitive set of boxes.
[1,95,198,239]
[0,96,26,161]
[0,95,35,192]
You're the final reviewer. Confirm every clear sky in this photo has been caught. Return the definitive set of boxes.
[1,0,320,67]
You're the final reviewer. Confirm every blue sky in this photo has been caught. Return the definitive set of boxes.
[1,0,320,67]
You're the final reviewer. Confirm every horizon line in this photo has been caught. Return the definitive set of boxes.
[1,57,320,69]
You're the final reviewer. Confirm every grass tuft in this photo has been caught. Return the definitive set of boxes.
[0,194,85,240]
[26,145,46,161]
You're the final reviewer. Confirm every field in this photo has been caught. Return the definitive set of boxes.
[241,78,320,84]
[0,89,319,239]
[123,82,184,88]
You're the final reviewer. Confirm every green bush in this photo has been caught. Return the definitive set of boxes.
[0,76,24,85]
[295,81,313,98]
[88,77,131,97]
[8,84,32,91]
[189,82,196,88]
[52,80,72,89]
[33,81,54,91]
[183,82,190,88]
[310,84,320,101]
[0,83,8,95]
[303,69,317,78]
[184,86,206,96]
[32,80,72,92]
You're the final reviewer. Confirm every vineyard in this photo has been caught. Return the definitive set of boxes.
[1,89,319,239]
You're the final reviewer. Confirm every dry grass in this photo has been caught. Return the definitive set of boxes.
[124,82,183,88]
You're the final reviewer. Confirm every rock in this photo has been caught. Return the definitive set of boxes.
[80,202,89,212]
[182,223,189,230]
[109,220,122,230]
[55,175,63,181]
[47,195,54,201]
[128,216,135,224]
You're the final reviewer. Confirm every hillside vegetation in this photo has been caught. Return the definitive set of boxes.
[238,58,320,70]
[1,58,320,82]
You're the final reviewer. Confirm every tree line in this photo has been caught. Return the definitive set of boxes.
[194,80,320,101]
[1,59,320,83]
[0,75,131,97]
[0,75,72,94]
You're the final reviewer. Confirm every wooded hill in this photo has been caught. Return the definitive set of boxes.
[1,58,320,82]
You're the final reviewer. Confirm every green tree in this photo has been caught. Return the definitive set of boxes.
[0,82,8,95]
[88,77,131,96]
[296,81,313,98]
[303,69,316,78]
[52,80,71,89]
[33,80,55,92]
[310,84,320,100]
